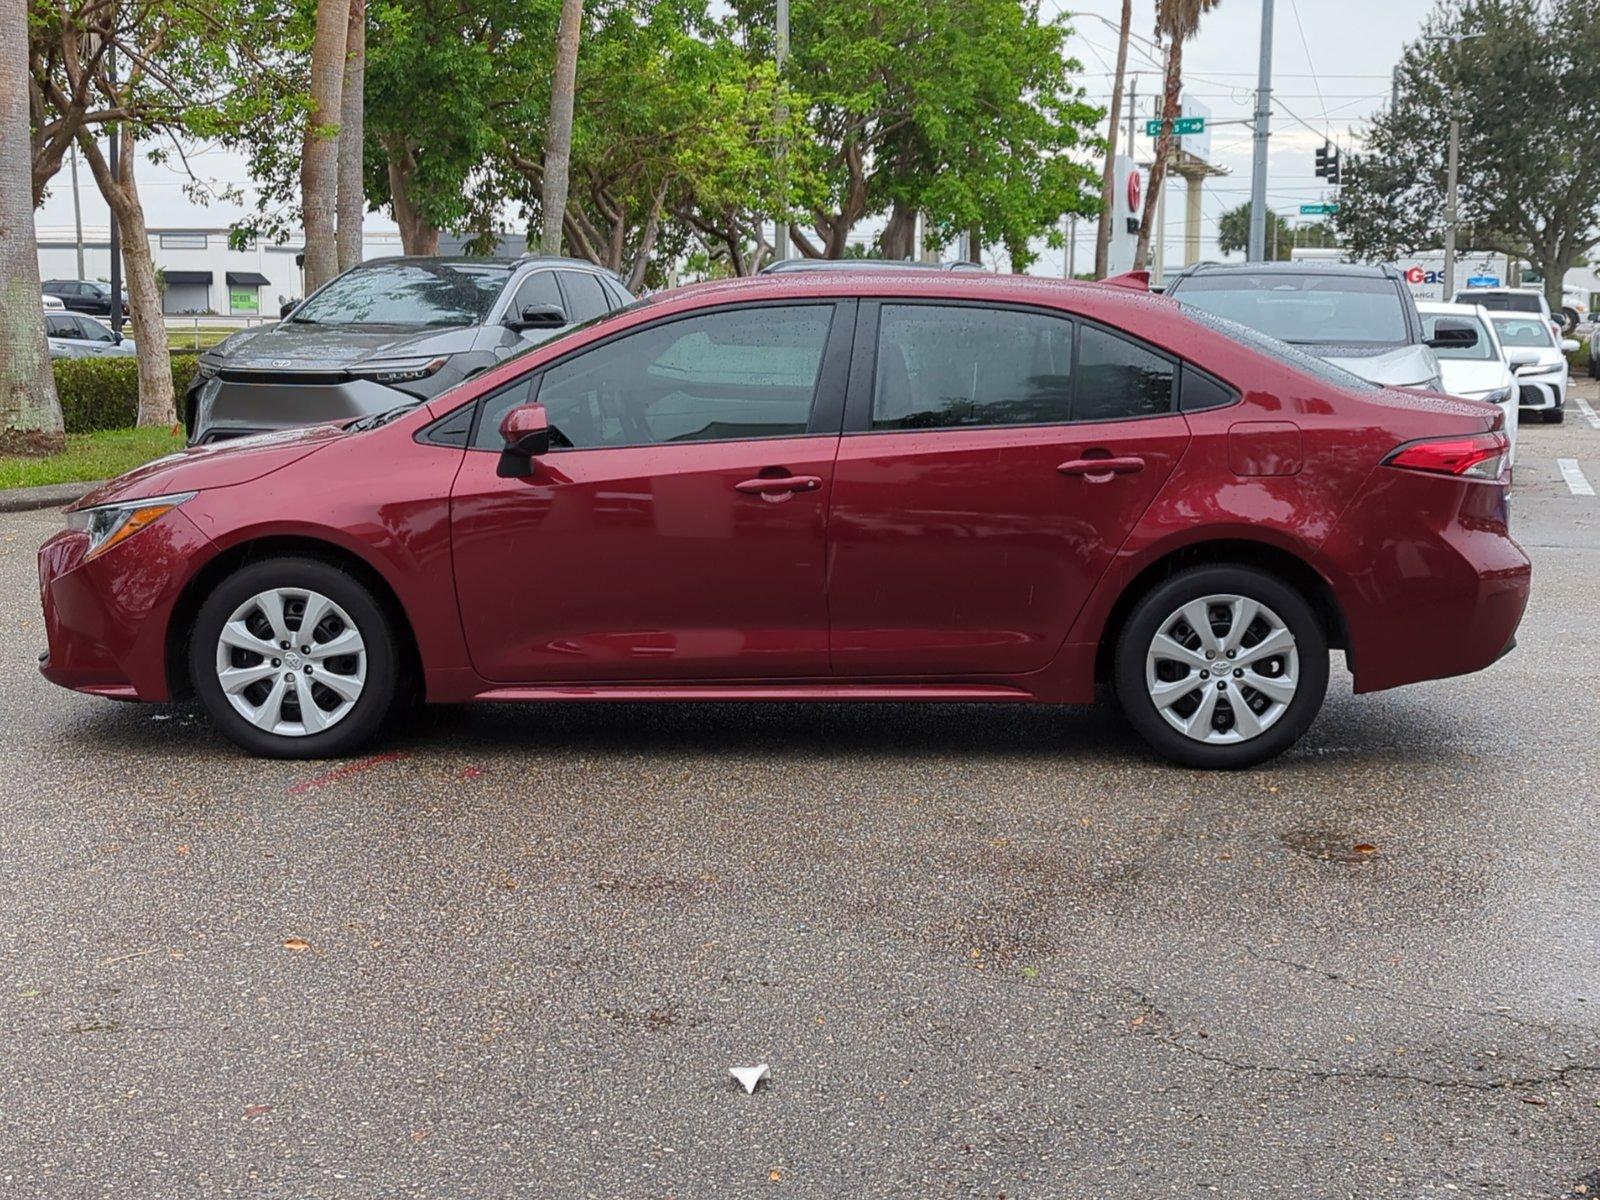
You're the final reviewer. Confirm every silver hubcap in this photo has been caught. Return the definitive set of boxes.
[1145,593,1299,745]
[215,588,366,737]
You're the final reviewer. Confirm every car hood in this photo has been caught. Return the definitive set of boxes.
[1438,359,1513,397]
[209,321,482,369]
[70,423,348,509]
[1298,342,1439,389]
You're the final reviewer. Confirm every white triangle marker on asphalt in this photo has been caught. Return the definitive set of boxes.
[729,1064,770,1094]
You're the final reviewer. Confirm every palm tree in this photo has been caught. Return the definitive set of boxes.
[540,0,584,255]
[0,0,65,454]
[1134,0,1221,271]
[301,0,351,292]
[1093,0,1133,279]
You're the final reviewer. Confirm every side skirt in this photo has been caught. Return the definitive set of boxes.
[467,683,1037,703]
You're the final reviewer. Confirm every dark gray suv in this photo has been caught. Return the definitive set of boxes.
[184,256,632,444]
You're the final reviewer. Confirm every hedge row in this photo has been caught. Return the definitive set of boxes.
[52,354,199,434]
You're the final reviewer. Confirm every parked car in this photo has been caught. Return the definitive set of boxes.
[1417,301,1519,466]
[1489,312,1575,424]
[41,293,66,311]
[1452,285,1573,333]
[44,312,136,360]
[42,278,129,317]
[39,272,1529,769]
[761,258,985,274]
[1163,261,1446,391]
[183,256,634,445]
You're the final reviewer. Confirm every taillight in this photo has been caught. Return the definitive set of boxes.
[1383,431,1508,481]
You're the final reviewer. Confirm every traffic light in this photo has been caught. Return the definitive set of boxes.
[1315,142,1342,185]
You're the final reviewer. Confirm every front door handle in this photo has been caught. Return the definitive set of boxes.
[734,474,823,495]
[1057,456,1146,479]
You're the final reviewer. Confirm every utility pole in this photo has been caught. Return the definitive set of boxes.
[772,0,790,262]
[1128,77,1137,150]
[1247,0,1274,262]
[107,46,122,338]
[69,143,85,279]
[1430,31,1482,301]
[1064,213,1076,279]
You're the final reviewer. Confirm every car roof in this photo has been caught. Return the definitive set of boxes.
[1416,300,1489,317]
[354,254,619,275]
[1170,259,1402,281]
[760,258,985,274]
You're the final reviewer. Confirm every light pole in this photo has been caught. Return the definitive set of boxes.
[1428,31,1484,300]
[1247,0,1274,261]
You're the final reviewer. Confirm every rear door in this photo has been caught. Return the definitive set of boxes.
[448,300,853,683]
[826,301,1190,677]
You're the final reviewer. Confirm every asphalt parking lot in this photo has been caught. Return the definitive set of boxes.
[1,391,1598,1199]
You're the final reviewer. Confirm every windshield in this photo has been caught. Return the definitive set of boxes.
[291,261,512,326]
[1463,292,1541,314]
[1421,312,1495,361]
[1172,272,1409,347]
[1180,304,1380,391]
[1491,316,1555,348]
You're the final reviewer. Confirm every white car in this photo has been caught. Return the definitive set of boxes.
[1489,312,1576,425]
[1417,301,1519,466]
[44,312,136,360]
[41,293,65,311]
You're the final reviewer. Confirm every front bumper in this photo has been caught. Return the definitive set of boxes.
[1516,373,1565,410]
[37,509,215,701]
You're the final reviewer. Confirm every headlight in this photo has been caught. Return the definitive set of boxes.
[348,356,448,384]
[195,355,221,379]
[1478,386,1513,406]
[67,492,196,561]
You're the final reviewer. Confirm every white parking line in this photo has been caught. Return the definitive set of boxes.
[1576,396,1600,429]
[1558,458,1596,496]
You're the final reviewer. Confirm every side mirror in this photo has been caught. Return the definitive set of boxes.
[1424,317,1478,351]
[280,299,298,318]
[1561,338,1580,353]
[497,401,550,477]
[1506,348,1541,374]
[506,302,567,332]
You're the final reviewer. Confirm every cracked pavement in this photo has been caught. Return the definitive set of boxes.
[1,391,1598,1197]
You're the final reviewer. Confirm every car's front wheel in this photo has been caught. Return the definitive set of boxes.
[189,557,401,758]
[1113,565,1329,769]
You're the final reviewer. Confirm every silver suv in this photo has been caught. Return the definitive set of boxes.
[185,256,632,444]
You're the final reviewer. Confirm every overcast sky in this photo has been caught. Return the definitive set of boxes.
[36,0,1432,272]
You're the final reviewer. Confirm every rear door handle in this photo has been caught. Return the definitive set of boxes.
[734,474,823,495]
[1057,456,1146,478]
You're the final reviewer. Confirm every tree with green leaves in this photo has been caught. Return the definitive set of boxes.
[729,0,1102,269]
[1217,203,1336,260]
[1335,0,1600,313]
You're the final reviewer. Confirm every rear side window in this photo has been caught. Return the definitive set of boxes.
[45,315,75,337]
[559,271,610,323]
[1179,365,1238,413]
[872,304,1073,429]
[1075,325,1175,420]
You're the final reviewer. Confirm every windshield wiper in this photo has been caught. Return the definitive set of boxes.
[287,315,319,324]
[347,400,424,432]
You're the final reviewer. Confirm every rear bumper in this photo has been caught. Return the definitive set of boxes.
[1316,469,1530,693]
[37,510,214,701]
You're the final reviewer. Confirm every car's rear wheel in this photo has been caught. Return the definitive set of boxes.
[189,557,401,758]
[1114,565,1329,769]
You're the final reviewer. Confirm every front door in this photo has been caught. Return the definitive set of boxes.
[449,301,851,683]
[826,302,1191,677]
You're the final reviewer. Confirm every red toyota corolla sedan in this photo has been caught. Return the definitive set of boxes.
[37,272,1530,768]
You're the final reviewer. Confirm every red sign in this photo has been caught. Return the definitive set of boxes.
[1127,170,1142,213]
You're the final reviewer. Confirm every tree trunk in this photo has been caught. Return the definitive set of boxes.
[0,0,65,454]
[383,141,439,254]
[1093,0,1132,279]
[336,0,366,272]
[879,200,917,259]
[540,0,583,256]
[1134,34,1182,272]
[77,127,174,427]
[301,0,350,292]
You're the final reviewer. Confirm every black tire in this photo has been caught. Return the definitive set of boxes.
[1544,404,1565,424]
[189,556,402,759]
[1587,354,1599,380]
[1113,565,1329,769]
[1561,307,1579,333]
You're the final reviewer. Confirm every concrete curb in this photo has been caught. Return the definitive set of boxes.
[0,481,101,515]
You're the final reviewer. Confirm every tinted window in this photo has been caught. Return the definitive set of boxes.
[1075,325,1175,420]
[872,305,1072,429]
[1421,312,1494,361]
[45,315,75,337]
[560,271,610,323]
[1179,365,1237,413]
[291,261,511,327]
[510,270,564,316]
[474,305,834,450]
[1462,292,1541,314]
[1173,272,1409,347]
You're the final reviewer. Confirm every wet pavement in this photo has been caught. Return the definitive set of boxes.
[1,390,1598,1197]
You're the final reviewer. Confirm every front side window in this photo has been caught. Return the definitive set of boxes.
[1173,273,1409,347]
[510,270,563,316]
[1075,325,1175,420]
[872,305,1073,429]
[559,271,610,323]
[291,261,512,327]
[474,304,834,450]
